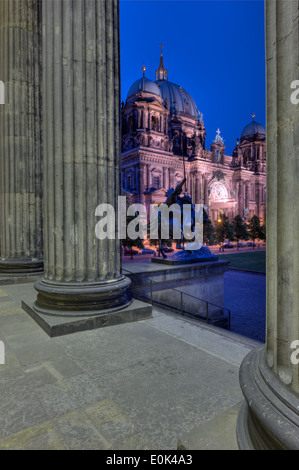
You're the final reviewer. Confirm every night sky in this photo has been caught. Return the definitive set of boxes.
[119,0,265,156]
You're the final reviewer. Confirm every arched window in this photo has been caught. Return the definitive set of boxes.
[209,181,229,202]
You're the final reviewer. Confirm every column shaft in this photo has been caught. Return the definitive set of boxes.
[237,0,299,449]
[138,164,145,204]
[33,0,131,316]
[203,176,209,207]
[238,181,245,217]
[162,167,167,189]
[195,173,201,205]
[0,0,43,274]
[169,168,175,188]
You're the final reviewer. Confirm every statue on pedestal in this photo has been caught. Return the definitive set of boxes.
[149,178,218,263]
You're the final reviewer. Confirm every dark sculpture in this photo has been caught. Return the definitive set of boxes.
[149,178,217,262]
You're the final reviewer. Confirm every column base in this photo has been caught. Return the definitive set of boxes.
[236,346,299,450]
[0,258,44,275]
[33,275,132,317]
[23,297,152,337]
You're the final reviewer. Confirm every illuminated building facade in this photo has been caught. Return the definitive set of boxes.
[121,51,266,223]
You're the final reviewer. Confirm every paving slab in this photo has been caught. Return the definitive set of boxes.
[0,279,261,449]
[177,401,242,450]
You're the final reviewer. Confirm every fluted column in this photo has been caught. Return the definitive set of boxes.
[237,0,299,449]
[33,0,131,316]
[0,0,43,274]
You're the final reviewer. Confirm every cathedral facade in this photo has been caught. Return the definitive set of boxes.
[121,52,266,224]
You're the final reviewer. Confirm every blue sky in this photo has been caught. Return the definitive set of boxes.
[119,0,265,155]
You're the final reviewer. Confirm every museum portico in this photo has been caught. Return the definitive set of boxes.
[0,0,298,451]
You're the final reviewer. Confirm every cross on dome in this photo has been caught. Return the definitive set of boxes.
[213,128,224,144]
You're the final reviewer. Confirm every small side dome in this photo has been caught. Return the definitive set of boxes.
[241,116,266,140]
[127,76,162,98]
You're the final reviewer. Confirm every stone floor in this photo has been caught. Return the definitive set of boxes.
[0,278,263,450]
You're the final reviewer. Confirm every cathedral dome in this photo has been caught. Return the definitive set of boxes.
[127,75,162,98]
[241,117,266,140]
[156,80,199,119]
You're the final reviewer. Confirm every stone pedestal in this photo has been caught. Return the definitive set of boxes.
[0,0,43,275]
[236,0,299,449]
[29,0,149,325]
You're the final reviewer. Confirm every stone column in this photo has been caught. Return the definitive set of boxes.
[237,0,299,449]
[0,0,43,275]
[162,167,167,189]
[160,114,164,134]
[238,181,245,217]
[169,168,175,189]
[165,166,169,190]
[145,164,149,191]
[33,0,131,317]
[195,173,202,205]
[203,176,209,207]
[244,181,249,209]
[189,172,194,201]
[138,163,145,204]
[137,109,141,129]
[144,109,148,131]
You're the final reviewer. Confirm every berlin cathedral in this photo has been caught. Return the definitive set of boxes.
[121,50,266,224]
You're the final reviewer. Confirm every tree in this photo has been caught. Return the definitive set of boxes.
[214,213,234,250]
[232,214,249,250]
[203,217,215,246]
[247,215,265,249]
[122,214,145,259]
